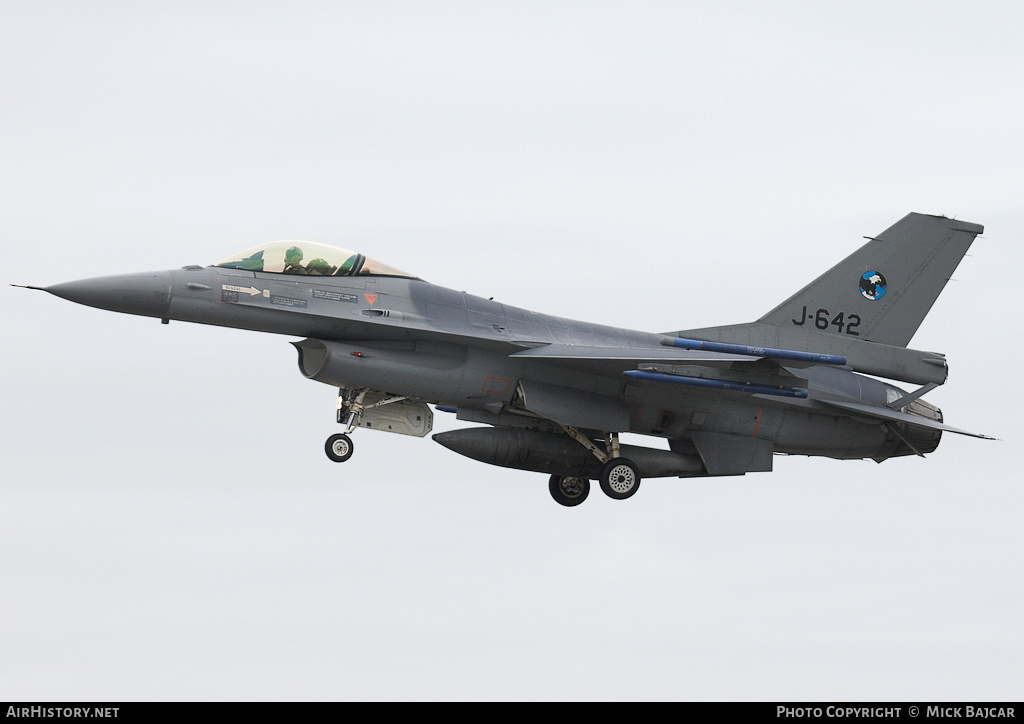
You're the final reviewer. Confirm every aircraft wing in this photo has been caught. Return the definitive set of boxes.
[509,340,841,399]
[817,399,995,439]
[512,337,846,369]
[508,343,749,371]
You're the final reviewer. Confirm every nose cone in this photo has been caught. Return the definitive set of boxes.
[46,271,172,318]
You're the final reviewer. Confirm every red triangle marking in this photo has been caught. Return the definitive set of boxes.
[363,293,378,305]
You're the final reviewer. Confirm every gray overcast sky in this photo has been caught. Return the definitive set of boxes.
[2,1,1022,701]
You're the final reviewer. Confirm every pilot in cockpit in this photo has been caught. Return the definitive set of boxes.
[283,246,308,274]
[306,257,338,275]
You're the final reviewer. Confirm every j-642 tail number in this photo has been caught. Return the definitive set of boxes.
[791,306,861,335]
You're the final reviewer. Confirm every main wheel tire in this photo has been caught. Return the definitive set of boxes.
[549,474,590,507]
[599,458,640,500]
[325,433,354,463]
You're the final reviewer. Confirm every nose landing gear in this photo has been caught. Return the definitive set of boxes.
[323,387,432,463]
[324,388,367,463]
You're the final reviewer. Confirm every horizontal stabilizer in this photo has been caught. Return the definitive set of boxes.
[819,399,995,439]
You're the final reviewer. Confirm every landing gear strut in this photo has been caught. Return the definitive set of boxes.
[324,388,367,463]
[324,387,419,463]
[552,426,641,503]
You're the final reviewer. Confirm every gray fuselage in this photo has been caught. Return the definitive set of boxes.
[120,265,929,463]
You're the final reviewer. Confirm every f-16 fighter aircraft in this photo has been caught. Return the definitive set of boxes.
[19,213,992,506]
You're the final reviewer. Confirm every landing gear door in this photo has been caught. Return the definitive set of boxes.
[357,392,434,437]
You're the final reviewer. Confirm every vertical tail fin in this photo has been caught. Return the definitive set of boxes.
[757,213,983,347]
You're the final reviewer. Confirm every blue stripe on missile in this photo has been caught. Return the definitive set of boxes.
[435,405,458,413]
[624,370,809,398]
[659,336,846,366]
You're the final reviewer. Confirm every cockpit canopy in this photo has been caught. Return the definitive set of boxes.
[214,241,416,279]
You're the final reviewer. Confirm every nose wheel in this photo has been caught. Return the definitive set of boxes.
[324,387,366,463]
[325,433,354,463]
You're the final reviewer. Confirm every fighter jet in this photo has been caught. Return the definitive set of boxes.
[17,213,993,506]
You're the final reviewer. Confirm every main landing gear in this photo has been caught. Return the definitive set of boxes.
[549,475,590,506]
[547,427,641,506]
[599,458,640,500]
